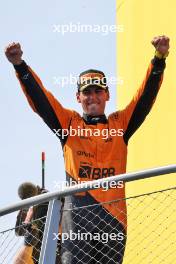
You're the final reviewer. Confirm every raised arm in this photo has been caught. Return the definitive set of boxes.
[122,35,170,144]
[5,43,73,146]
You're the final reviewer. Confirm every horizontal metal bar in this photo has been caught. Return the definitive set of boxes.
[0,164,176,217]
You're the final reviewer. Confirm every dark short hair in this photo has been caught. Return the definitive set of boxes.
[18,182,38,200]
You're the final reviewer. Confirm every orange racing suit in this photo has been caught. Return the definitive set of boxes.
[14,56,166,263]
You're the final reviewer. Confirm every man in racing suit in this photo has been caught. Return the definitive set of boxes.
[5,35,169,264]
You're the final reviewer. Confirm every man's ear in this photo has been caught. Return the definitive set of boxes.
[76,92,81,103]
[106,90,110,101]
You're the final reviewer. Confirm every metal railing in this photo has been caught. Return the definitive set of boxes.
[0,164,176,264]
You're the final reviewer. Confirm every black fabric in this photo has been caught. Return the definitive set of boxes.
[61,193,126,264]
[77,69,107,91]
[79,69,106,78]
[15,208,29,236]
[24,224,39,247]
[123,57,166,145]
[83,113,108,125]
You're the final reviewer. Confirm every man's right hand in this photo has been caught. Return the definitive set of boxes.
[5,42,23,65]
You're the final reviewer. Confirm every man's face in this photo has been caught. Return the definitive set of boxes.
[76,86,109,116]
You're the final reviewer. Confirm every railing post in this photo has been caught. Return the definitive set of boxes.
[39,199,61,264]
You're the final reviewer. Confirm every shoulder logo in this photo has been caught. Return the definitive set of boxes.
[22,73,29,80]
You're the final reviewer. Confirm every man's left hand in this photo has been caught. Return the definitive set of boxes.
[151,35,170,56]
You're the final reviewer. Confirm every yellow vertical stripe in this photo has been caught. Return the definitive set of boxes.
[116,0,176,262]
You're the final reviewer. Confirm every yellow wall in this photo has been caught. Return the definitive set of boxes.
[117,0,176,194]
[116,0,176,262]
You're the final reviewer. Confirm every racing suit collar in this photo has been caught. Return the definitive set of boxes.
[83,113,107,125]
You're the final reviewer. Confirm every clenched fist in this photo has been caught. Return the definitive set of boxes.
[151,35,170,56]
[5,42,23,65]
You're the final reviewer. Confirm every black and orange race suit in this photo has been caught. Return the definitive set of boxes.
[14,57,165,264]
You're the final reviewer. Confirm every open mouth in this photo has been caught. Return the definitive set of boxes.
[89,103,98,106]
[88,103,100,109]
[88,102,99,106]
